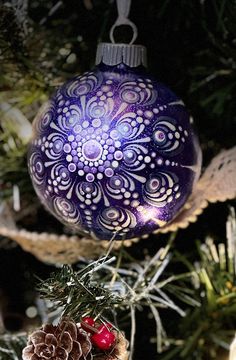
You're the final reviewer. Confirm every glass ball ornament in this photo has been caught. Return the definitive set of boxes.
[28,43,201,240]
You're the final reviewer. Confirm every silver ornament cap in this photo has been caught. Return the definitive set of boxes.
[95,42,147,68]
[96,0,147,68]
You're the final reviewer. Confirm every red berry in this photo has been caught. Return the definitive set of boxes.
[81,317,95,333]
[91,325,116,350]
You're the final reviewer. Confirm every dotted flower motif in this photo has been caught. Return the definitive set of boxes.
[28,64,201,240]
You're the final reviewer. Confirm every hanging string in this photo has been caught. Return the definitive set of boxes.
[109,0,138,44]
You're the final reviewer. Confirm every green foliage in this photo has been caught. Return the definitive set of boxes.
[160,208,236,360]
[0,134,27,199]
[37,237,201,356]
[38,257,123,323]
[189,0,236,123]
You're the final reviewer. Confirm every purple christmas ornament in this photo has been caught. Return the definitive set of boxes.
[28,43,201,240]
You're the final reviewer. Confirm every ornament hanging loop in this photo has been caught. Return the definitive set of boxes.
[110,0,138,45]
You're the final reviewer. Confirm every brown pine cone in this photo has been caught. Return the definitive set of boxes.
[22,318,92,360]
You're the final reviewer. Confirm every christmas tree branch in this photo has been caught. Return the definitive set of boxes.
[37,237,199,354]
[160,206,236,359]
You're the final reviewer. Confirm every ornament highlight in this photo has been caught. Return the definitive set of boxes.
[28,43,201,240]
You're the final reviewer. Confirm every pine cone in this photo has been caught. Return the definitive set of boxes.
[22,318,92,360]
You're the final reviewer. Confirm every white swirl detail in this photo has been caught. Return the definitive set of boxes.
[97,207,137,234]
[57,104,82,131]
[153,117,184,154]
[116,114,145,140]
[119,79,157,105]
[29,152,46,186]
[44,133,65,160]
[65,72,103,98]
[53,197,81,225]
[105,173,135,200]
[75,182,102,204]
[143,172,179,207]
[34,102,55,133]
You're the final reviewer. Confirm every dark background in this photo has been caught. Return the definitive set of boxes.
[0,0,235,359]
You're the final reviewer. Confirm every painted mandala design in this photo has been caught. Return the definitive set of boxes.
[28,65,201,240]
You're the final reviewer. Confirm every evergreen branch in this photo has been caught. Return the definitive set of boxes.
[160,207,236,360]
[38,238,199,354]
[38,257,123,323]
